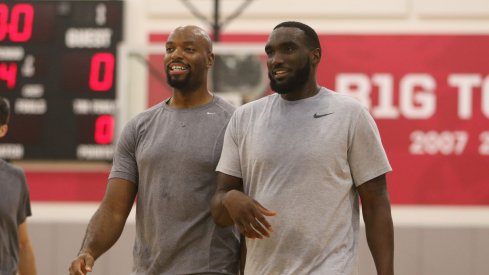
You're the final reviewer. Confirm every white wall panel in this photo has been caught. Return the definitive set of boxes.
[473,229,489,275]
[28,204,489,274]
[416,0,489,17]
[421,228,473,275]
[144,0,409,18]
[140,0,489,34]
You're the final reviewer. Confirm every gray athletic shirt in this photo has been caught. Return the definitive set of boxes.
[0,160,32,275]
[110,96,239,275]
[217,88,392,275]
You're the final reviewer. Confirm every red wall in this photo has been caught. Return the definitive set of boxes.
[148,33,489,205]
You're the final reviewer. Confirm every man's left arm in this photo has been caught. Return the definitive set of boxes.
[357,174,394,275]
[17,221,37,275]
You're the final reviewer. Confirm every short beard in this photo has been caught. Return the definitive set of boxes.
[269,61,310,94]
[166,69,191,90]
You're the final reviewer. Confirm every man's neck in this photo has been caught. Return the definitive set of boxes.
[280,83,320,101]
[167,89,214,109]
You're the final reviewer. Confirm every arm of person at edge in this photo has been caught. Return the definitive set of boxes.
[239,234,246,275]
[69,178,137,275]
[17,222,37,275]
[211,172,276,239]
[357,174,394,275]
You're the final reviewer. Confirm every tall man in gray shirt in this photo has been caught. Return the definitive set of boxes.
[211,21,394,275]
[69,25,239,275]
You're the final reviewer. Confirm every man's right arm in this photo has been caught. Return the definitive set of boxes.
[211,173,244,226]
[69,178,137,275]
[17,222,36,275]
[211,172,276,239]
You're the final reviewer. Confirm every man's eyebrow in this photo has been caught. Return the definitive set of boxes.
[266,41,297,49]
[165,41,197,45]
[279,41,297,48]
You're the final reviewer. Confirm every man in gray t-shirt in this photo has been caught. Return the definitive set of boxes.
[211,22,394,275]
[0,97,37,275]
[69,26,239,275]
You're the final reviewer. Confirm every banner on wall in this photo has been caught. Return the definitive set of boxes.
[149,34,489,205]
[320,35,489,204]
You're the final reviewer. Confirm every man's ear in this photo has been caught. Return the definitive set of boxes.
[0,124,8,138]
[207,52,215,68]
[311,48,321,66]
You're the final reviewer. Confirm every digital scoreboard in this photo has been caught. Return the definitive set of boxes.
[0,1,123,160]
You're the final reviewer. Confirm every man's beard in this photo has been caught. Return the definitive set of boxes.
[269,61,310,94]
[166,69,191,90]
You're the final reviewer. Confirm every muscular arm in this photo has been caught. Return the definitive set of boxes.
[69,178,137,275]
[210,174,249,272]
[357,174,394,275]
[211,172,276,239]
[211,173,244,226]
[17,222,37,275]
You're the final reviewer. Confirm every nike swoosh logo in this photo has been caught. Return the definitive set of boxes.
[313,112,333,118]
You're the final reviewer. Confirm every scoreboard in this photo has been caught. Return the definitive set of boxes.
[0,1,123,160]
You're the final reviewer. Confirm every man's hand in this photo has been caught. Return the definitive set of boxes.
[69,253,95,275]
[223,190,277,239]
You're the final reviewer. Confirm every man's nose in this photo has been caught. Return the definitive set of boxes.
[269,53,284,66]
[170,47,184,59]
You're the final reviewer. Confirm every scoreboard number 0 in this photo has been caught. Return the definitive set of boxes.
[0,3,34,42]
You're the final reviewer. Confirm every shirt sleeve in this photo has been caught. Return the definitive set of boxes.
[109,118,139,184]
[216,111,242,178]
[17,171,32,225]
[348,106,392,186]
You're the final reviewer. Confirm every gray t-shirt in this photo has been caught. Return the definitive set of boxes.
[110,96,239,275]
[0,160,32,275]
[217,88,392,275]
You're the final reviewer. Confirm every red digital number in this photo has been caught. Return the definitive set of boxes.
[0,62,18,89]
[89,53,115,92]
[0,4,8,41]
[94,115,114,144]
[0,4,34,42]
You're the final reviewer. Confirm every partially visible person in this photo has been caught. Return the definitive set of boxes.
[211,21,394,275]
[0,97,37,275]
[69,25,240,275]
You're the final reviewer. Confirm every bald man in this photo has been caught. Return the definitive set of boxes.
[69,26,239,275]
